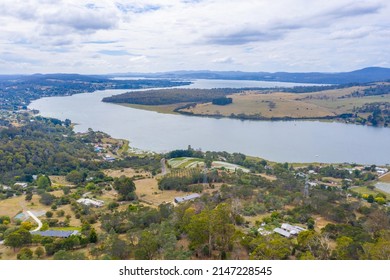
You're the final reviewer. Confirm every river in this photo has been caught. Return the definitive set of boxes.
[29,79,390,165]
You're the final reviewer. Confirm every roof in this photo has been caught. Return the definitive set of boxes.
[281,223,305,235]
[174,193,201,203]
[31,230,78,238]
[77,198,104,207]
[273,228,291,238]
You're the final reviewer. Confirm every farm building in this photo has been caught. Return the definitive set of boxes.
[274,223,306,238]
[31,230,79,238]
[273,228,292,238]
[174,193,201,204]
[77,198,104,207]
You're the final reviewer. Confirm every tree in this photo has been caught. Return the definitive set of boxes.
[35,247,45,259]
[135,230,159,260]
[39,192,55,206]
[37,175,51,189]
[333,236,354,259]
[66,170,85,184]
[105,234,130,259]
[89,228,98,243]
[53,250,86,260]
[17,247,33,260]
[361,230,390,260]
[20,221,33,231]
[250,235,292,260]
[186,209,213,256]
[113,176,136,201]
[25,193,33,201]
[4,229,32,251]
[46,211,53,218]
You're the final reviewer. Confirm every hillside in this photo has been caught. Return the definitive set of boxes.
[112,67,390,84]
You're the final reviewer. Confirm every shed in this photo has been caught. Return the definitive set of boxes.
[31,230,78,238]
[273,228,291,238]
[174,193,201,204]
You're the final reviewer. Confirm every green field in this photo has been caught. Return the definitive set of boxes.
[350,186,389,197]
[167,157,250,172]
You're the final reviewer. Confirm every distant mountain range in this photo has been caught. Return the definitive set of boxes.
[110,67,390,84]
[1,67,390,85]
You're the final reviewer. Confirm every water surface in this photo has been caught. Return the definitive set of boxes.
[29,80,390,164]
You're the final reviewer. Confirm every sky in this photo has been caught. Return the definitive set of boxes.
[0,0,389,74]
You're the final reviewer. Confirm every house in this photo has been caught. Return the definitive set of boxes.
[31,230,79,238]
[308,182,318,187]
[77,198,104,207]
[1,185,11,191]
[274,223,306,238]
[375,167,388,175]
[14,182,28,188]
[174,193,201,204]
[281,223,305,235]
[103,155,116,162]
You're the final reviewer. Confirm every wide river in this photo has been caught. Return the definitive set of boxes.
[29,79,390,165]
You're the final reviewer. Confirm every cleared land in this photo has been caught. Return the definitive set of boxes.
[103,168,151,179]
[350,185,389,196]
[180,86,390,119]
[379,172,390,183]
[167,157,250,172]
[134,177,222,206]
[134,178,187,206]
[49,176,73,187]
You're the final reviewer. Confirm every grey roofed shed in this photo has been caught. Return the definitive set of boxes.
[31,230,78,238]
[174,193,201,203]
[273,228,292,238]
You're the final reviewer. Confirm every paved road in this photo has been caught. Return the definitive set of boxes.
[27,211,43,232]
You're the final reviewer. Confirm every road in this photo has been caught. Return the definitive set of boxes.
[0,211,43,245]
[27,210,43,232]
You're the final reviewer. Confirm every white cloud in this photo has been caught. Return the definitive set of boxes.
[0,0,389,73]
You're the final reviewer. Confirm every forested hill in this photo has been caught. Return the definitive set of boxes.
[0,74,190,110]
[112,67,390,84]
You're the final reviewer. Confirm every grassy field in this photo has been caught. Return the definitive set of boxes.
[350,186,389,196]
[167,157,250,172]
[134,178,185,206]
[134,178,222,207]
[168,157,204,168]
[103,167,151,179]
[166,85,390,120]
[180,91,336,118]
[49,176,73,187]
[379,172,390,183]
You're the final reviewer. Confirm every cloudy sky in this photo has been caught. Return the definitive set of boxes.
[0,0,389,74]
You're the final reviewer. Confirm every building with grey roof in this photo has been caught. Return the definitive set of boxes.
[31,230,78,238]
[273,228,292,238]
[174,193,201,204]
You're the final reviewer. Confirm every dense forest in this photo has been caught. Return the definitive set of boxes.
[102,88,244,105]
